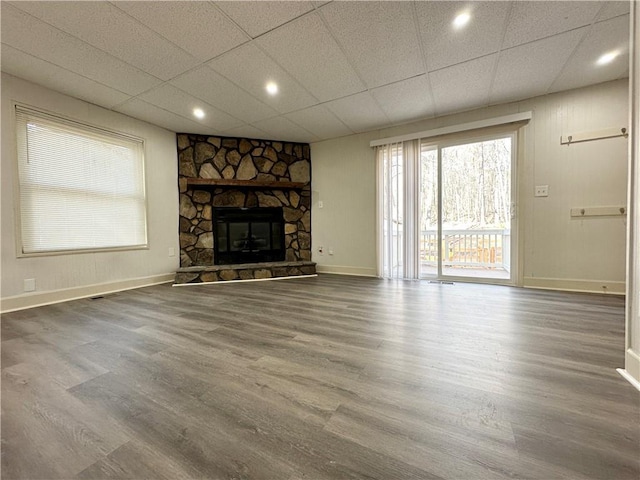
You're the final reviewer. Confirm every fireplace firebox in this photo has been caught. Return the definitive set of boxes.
[213,207,285,265]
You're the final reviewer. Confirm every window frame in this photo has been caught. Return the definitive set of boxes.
[13,102,150,258]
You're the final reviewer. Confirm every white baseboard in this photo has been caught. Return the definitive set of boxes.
[617,368,640,391]
[0,273,175,313]
[315,264,377,277]
[523,276,625,295]
[619,348,640,390]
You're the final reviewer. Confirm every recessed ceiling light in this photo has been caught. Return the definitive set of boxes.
[193,108,205,119]
[453,12,471,29]
[266,82,278,95]
[596,51,619,66]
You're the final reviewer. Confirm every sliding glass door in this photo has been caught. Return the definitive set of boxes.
[419,134,515,282]
[378,130,516,284]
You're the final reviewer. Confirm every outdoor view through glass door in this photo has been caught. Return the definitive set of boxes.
[419,135,513,281]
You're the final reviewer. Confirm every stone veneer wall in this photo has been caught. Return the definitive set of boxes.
[177,134,311,267]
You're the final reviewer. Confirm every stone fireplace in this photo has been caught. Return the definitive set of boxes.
[175,133,315,284]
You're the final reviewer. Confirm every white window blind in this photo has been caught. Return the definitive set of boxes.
[376,141,420,279]
[16,105,147,254]
[377,143,404,278]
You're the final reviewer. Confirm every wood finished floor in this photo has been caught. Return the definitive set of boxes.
[1,274,638,480]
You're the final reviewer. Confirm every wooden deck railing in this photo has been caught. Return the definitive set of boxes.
[420,229,510,269]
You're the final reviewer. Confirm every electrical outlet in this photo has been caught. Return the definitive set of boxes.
[24,278,36,292]
[535,185,549,197]
[318,201,324,208]
[328,248,334,255]
[168,247,176,257]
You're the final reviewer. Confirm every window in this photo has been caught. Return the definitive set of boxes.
[15,105,147,255]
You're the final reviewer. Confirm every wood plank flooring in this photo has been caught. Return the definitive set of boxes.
[1,274,638,479]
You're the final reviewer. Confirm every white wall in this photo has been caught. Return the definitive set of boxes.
[1,74,179,311]
[312,79,629,293]
[312,132,379,276]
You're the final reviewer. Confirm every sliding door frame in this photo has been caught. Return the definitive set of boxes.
[377,119,528,284]
[419,130,519,286]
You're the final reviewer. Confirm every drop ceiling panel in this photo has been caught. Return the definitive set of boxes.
[285,105,353,140]
[550,16,630,94]
[136,84,243,131]
[1,44,129,109]
[114,2,249,62]
[224,124,270,140]
[1,3,161,95]
[9,1,199,80]
[416,1,509,72]
[490,28,587,105]
[170,65,278,124]
[251,115,319,143]
[596,1,630,22]
[430,54,497,116]
[256,13,365,102]
[208,43,316,114]
[502,1,601,49]
[115,98,209,134]
[0,1,632,144]
[325,92,390,133]
[215,1,314,38]
[370,75,435,124]
[319,1,424,88]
